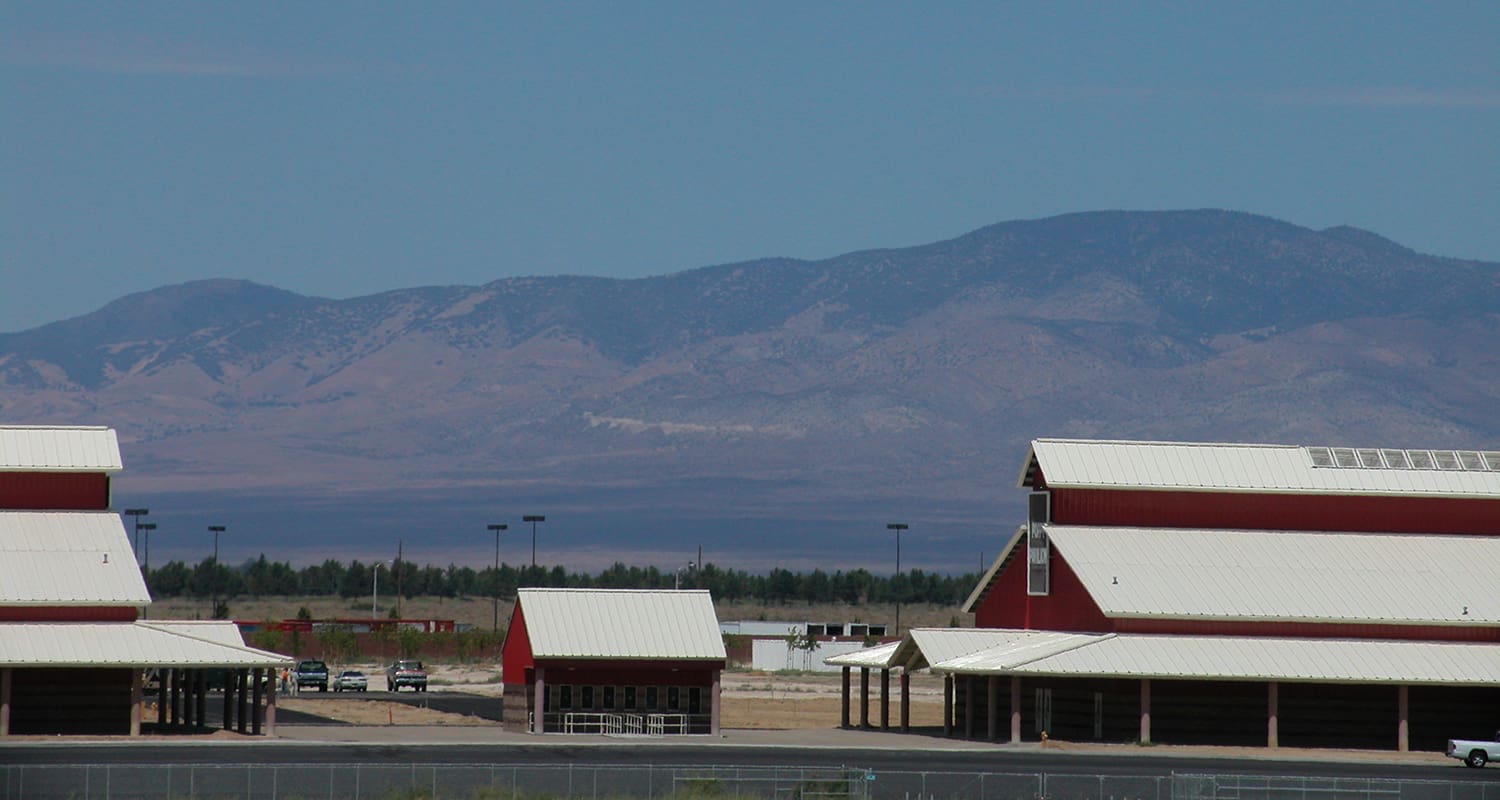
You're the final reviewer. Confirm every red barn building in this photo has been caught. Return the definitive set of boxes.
[501,588,726,734]
[836,439,1500,752]
[0,425,289,736]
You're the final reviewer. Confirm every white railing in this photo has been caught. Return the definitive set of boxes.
[646,713,688,735]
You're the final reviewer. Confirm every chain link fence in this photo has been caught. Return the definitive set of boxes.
[0,764,1493,800]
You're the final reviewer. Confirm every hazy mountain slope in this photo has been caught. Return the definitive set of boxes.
[2,210,1496,571]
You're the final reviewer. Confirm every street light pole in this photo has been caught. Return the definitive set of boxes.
[124,508,149,562]
[523,515,545,568]
[208,525,226,563]
[373,562,385,619]
[487,523,508,631]
[886,523,908,636]
[139,523,157,572]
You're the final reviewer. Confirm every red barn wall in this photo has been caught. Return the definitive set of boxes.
[501,604,534,685]
[0,607,137,622]
[973,550,1112,633]
[0,472,111,510]
[532,660,723,686]
[1049,487,1500,535]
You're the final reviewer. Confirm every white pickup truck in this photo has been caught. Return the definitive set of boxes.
[1446,732,1498,768]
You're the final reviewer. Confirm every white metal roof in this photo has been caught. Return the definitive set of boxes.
[933,631,1108,672]
[992,633,1500,687]
[0,622,292,667]
[0,425,122,472]
[1020,438,1500,497]
[138,620,250,648]
[517,588,726,661]
[822,641,901,669]
[1048,525,1500,626]
[0,511,151,606]
[889,628,1033,671]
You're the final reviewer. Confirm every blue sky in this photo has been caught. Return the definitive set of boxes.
[4,2,1497,333]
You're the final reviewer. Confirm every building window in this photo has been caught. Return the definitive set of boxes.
[624,686,636,710]
[581,686,594,709]
[668,686,681,710]
[559,685,573,710]
[603,685,616,710]
[646,686,659,710]
[688,687,702,715]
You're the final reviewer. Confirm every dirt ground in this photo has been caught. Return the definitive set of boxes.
[278,664,945,730]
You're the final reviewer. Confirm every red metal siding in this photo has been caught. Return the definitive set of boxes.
[532,661,722,686]
[973,550,1113,633]
[0,606,138,622]
[501,603,534,685]
[0,472,111,510]
[1052,488,1500,535]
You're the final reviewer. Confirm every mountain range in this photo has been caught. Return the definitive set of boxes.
[3,210,1498,573]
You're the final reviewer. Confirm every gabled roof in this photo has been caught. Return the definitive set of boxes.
[1019,438,1500,497]
[992,633,1500,687]
[1048,525,1500,626]
[0,425,122,473]
[517,588,726,661]
[892,628,1033,671]
[0,622,291,667]
[0,511,151,606]
[822,641,901,669]
[960,526,1024,614]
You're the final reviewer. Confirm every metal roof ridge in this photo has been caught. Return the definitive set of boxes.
[1033,438,1298,449]
[1001,632,1117,670]
[0,424,111,431]
[133,621,292,659]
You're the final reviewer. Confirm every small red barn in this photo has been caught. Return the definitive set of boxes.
[501,588,726,734]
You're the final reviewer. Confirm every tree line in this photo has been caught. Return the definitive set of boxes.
[143,556,982,608]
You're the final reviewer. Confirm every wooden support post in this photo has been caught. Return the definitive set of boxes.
[236,669,249,734]
[195,670,206,729]
[129,669,142,737]
[840,667,851,729]
[987,676,999,741]
[899,671,910,732]
[879,669,890,730]
[943,674,953,736]
[1010,676,1022,743]
[1397,684,1409,752]
[222,670,232,730]
[710,669,721,736]
[266,669,277,737]
[533,667,546,733]
[169,668,182,727]
[252,668,264,735]
[0,667,11,737]
[1267,681,1279,748]
[858,667,870,729]
[185,669,198,729]
[158,671,169,727]
[964,675,976,738]
[1139,679,1152,745]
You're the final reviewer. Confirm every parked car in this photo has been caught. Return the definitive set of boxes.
[385,659,428,692]
[1447,732,1499,768]
[294,660,329,692]
[332,670,368,692]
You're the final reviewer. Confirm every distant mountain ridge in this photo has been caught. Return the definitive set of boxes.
[3,210,1497,571]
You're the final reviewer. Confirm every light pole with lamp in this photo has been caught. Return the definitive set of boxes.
[675,562,695,590]
[487,523,508,631]
[139,523,157,571]
[523,515,545,568]
[138,522,157,619]
[207,525,226,619]
[124,508,149,562]
[372,561,387,619]
[886,523,908,636]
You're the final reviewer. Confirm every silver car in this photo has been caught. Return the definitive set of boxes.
[332,670,368,692]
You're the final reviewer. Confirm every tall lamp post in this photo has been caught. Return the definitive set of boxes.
[886,523,908,636]
[373,561,386,619]
[125,508,149,562]
[139,523,157,571]
[523,515,545,568]
[207,525,226,618]
[487,523,508,631]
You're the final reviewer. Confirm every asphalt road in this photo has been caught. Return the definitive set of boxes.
[1,741,1488,782]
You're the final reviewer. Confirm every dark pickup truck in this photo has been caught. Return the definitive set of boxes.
[294,659,329,692]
